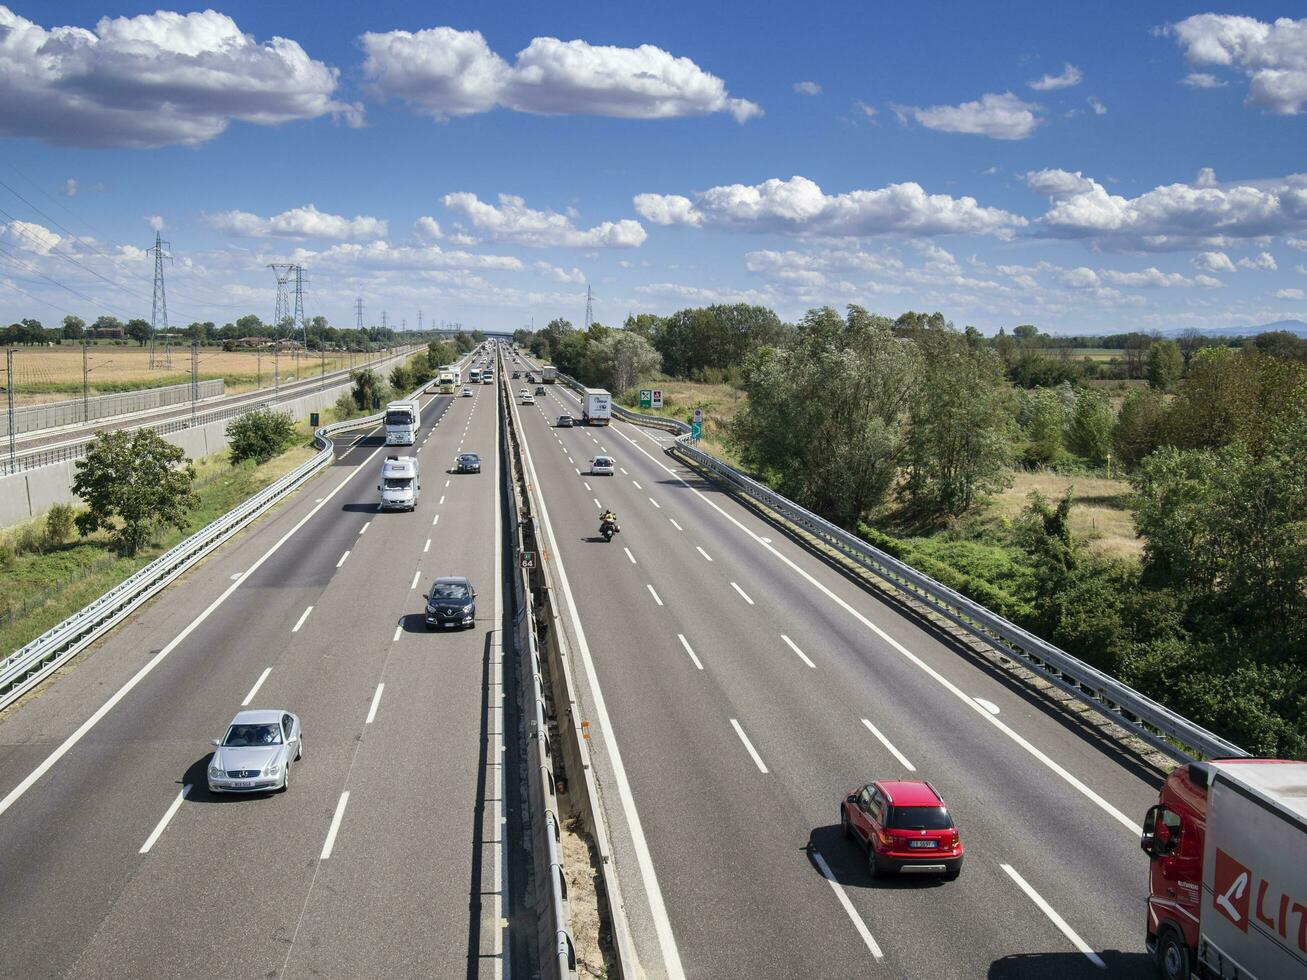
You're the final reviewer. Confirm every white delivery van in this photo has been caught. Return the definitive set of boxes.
[582,388,612,426]
[384,400,420,445]
[378,455,420,511]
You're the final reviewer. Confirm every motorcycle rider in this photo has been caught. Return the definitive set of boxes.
[599,508,619,538]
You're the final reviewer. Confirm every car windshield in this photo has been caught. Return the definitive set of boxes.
[887,805,954,830]
[383,478,412,489]
[384,411,413,425]
[224,723,282,746]
[460,454,479,462]
[430,583,469,600]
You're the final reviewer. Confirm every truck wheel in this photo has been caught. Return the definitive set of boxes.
[1158,929,1190,980]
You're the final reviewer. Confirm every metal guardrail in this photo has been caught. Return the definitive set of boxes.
[553,370,1246,763]
[1,379,225,437]
[1,347,418,477]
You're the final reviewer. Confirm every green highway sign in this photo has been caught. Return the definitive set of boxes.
[690,421,702,440]
[639,389,652,408]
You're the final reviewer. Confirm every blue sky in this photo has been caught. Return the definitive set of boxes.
[1,1,1305,334]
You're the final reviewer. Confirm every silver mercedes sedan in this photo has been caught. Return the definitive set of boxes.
[207,709,303,794]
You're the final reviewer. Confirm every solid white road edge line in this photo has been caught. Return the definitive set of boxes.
[365,683,384,724]
[780,634,817,669]
[677,634,704,671]
[0,429,393,821]
[607,422,1139,835]
[139,784,192,854]
[730,582,755,605]
[812,851,885,962]
[320,791,350,860]
[242,667,272,707]
[508,387,686,980]
[1001,864,1106,969]
[647,584,664,606]
[861,719,917,772]
[730,719,769,773]
[292,605,313,633]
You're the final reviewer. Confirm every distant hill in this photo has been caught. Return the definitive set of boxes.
[1157,319,1307,339]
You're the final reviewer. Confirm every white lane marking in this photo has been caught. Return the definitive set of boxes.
[861,719,916,772]
[392,624,402,642]
[410,569,421,590]
[568,456,575,465]
[593,498,602,508]
[780,634,817,669]
[242,667,273,706]
[620,467,629,475]
[445,479,451,488]
[336,550,350,568]
[632,480,642,490]
[292,606,313,633]
[510,383,685,980]
[230,572,243,581]
[574,468,581,475]
[623,547,638,565]
[730,719,769,773]
[1001,864,1106,969]
[139,784,192,854]
[730,581,755,605]
[669,519,683,531]
[647,584,664,606]
[812,851,885,962]
[358,521,370,535]
[648,497,661,509]
[366,683,385,724]
[591,437,599,444]
[584,481,592,491]
[432,514,439,525]
[424,538,431,553]
[320,791,351,860]
[677,634,704,670]
[609,421,1139,834]
[439,495,446,505]
[974,697,1001,715]
[695,546,713,562]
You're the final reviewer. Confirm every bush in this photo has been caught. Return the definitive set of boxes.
[44,503,75,547]
[227,408,297,465]
[333,392,359,422]
[14,523,44,555]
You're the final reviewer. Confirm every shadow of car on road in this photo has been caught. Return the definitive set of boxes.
[181,755,281,803]
[806,823,948,891]
[988,950,1153,979]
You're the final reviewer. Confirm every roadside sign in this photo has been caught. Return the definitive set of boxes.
[692,407,702,423]
[651,389,663,409]
[519,551,537,569]
[690,421,702,440]
[639,389,652,408]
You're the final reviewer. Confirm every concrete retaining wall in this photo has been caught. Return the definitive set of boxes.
[1,380,225,437]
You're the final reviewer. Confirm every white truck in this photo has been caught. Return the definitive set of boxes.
[469,368,482,384]
[1142,758,1307,980]
[377,455,420,511]
[541,365,558,384]
[582,388,612,426]
[384,400,420,445]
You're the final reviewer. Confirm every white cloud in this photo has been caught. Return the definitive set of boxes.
[146,215,165,232]
[1087,96,1107,115]
[62,178,77,197]
[633,281,777,305]
[1275,287,1305,299]
[1287,237,1307,250]
[1181,72,1228,89]
[205,204,387,241]
[1193,250,1237,273]
[414,216,443,243]
[1026,168,1307,250]
[360,28,760,123]
[2,219,61,254]
[0,6,358,148]
[533,261,586,283]
[1028,63,1083,91]
[1237,250,1278,271]
[281,240,524,273]
[1167,15,1307,115]
[441,192,646,248]
[793,81,822,96]
[896,91,1041,139]
[1098,267,1220,288]
[633,175,1027,238]
[854,100,878,119]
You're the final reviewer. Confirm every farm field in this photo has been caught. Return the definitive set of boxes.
[988,469,1140,559]
[2,345,371,406]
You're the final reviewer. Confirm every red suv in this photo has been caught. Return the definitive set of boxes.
[841,780,963,880]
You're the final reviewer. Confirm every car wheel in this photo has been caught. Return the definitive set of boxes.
[943,861,961,881]
[281,761,291,793]
[869,850,889,880]
[840,808,852,840]
[1158,929,1190,980]
[296,736,303,762]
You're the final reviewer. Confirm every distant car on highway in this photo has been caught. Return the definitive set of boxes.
[589,455,615,476]
[512,371,521,379]
[521,392,535,405]
[556,415,574,427]
[841,780,962,879]
[425,576,477,629]
[456,452,481,474]
[534,385,546,396]
[207,709,302,794]
[461,385,473,397]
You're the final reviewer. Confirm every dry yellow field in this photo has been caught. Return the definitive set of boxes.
[3,346,364,405]
[990,470,1141,559]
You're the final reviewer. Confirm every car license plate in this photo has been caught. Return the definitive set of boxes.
[909,839,938,848]
[443,622,456,628]
[231,780,253,788]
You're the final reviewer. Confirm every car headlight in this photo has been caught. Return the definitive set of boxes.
[208,763,224,778]
[264,762,282,776]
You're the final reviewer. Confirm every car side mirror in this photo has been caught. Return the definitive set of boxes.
[846,794,857,804]
[376,485,381,491]
[210,738,221,747]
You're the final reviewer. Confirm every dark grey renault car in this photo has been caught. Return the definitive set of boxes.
[425,577,477,629]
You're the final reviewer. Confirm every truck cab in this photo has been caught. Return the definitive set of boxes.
[384,400,419,446]
[378,455,420,511]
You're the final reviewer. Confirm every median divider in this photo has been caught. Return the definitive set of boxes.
[499,356,637,980]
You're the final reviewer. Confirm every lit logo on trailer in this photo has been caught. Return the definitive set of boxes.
[1213,847,1307,953]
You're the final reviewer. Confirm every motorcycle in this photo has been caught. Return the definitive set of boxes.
[599,518,620,542]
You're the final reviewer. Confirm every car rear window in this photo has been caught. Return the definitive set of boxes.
[887,805,954,830]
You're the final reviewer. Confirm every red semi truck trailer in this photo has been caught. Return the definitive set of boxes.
[1141,758,1307,980]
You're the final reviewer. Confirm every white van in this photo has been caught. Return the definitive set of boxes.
[378,455,420,511]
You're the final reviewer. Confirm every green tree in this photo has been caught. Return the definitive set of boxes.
[1066,388,1114,462]
[593,330,662,393]
[427,339,456,368]
[903,330,1013,517]
[72,429,198,556]
[62,315,85,341]
[92,315,122,337]
[1112,387,1168,468]
[125,318,151,346]
[227,408,296,465]
[389,363,413,393]
[624,313,663,340]
[1147,339,1183,391]
[348,368,386,410]
[1023,388,1065,465]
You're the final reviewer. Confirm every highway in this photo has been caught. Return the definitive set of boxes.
[0,371,514,979]
[507,352,1161,979]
